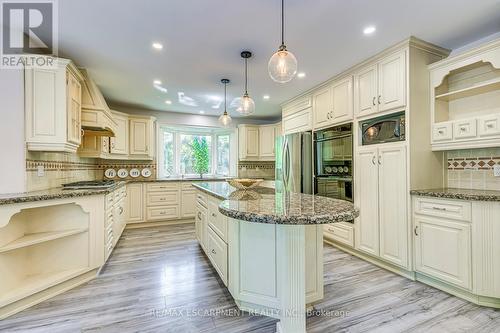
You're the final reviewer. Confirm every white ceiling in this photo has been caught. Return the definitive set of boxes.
[58,0,500,120]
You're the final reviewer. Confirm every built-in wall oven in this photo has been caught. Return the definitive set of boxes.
[314,123,353,202]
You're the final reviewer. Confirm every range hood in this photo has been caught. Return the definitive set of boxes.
[79,68,116,137]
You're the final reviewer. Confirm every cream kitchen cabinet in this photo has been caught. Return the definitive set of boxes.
[126,183,144,223]
[129,116,156,159]
[355,144,408,269]
[109,110,129,156]
[355,51,406,117]
[312,77,353,130]
[282,95,313,135]
[259,125,276,160]
[78,135,110,159]
[239,123,279,161]
[238,125,260,160]
[25,58,84,153]
[181,183,197,219]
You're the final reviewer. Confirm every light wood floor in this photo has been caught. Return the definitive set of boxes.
[1,224,500,332]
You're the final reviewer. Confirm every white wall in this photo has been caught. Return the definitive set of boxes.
[0,69,26,193]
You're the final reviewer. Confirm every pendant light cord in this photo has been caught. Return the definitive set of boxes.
[244,58,248,95]
[224,81,227,113]
[281,0,284,47]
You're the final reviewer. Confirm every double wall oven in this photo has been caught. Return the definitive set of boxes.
[314,123,353,202]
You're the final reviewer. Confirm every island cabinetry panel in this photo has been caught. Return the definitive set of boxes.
[323,222,354,247]
[195,191,208,250]
[181,183,197,219]
[105,186,126,259]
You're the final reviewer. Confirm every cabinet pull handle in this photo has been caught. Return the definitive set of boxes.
[119,207,124,215]
[372,97,376,106]
[438,130,444,134]
[211,249,216,255]
[378,95,381,105]
[460,127,467,132]
[486,123,494,128]
[80,129,85,137]
[372,155,376,165]
[414,226,419,236]
[378,155,382,165]
[432,206,447,211]
[198,212,202,219]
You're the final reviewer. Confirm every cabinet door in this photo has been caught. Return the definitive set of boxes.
[331,77,353,123]
[355,65,378,116]
[378,145,408,268]
[110,115,129,155]
[181,190,197,218]
[126,183,144,223]
[415,216,471,290]
[312,85,333,129]
[241,126,259,159]
[355,147,379,256]
[378,51,406,112]
[259,126,276,158]
[66,71,82,145]
[130,119,151,156]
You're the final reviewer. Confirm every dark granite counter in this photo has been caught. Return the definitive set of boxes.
[193,182,359,225]
[129,176,233,183]
[410,188,500,202]
[0,182,126,206]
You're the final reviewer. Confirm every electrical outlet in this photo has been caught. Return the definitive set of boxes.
[494,165,500,177]
[37,165,45,177]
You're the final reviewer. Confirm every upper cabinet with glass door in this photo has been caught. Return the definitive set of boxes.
[354,51,406,118]
[25,57,84,153]
[429,38,500,150]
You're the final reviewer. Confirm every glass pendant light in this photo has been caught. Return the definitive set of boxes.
[268,0,298,83]
[218,79,232,127]
[237,51,255,116]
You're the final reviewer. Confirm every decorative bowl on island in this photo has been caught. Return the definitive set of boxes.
[227,178,264,190]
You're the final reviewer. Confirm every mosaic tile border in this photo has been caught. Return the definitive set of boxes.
[26,159,99,171]
[238,162,275,170]
[97,163,157,170]
[447,157,500,170]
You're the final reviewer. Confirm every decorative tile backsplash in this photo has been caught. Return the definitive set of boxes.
[238,161,275,180]
[447,148,500,191]
[26,152,102,192]
[99,161,157,180]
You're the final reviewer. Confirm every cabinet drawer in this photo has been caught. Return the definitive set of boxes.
[324,222,354,247]
[105,223,114,243]
[207,226,228,286]
[182,183,196,191]
[196,192,208,208]
[146,182,179,192]
[414,197,471,222]
[432,122,453,142]
[208,198,227,243]
[478,114,500,137]
[454,119,477,139]
[146,206,180,221]
[146,191,179,206]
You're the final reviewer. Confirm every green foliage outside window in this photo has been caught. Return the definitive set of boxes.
[191,137,210,177]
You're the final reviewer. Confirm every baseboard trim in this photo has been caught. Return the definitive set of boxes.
[324,239,416,280]
[126,219,195,229]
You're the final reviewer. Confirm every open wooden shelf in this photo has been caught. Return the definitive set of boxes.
[435,77,500,101]
[0,267,89,307]
[0,228,88,253]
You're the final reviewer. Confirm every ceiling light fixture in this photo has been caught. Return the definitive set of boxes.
[363,26,376,35]
[153,80,162,85]
[297,72,306,78]
[199,110,205,114]
[237,51,255,116]
[165,100,172,105]
[218,79,232,128]
[152,42,163,50]
[268,0,297,83]
[263,95,270,100]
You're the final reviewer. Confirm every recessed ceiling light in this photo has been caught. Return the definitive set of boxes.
[153,80,162,85]
[263,95,270,100]
[154,85,167,93]
[297,72,306,78]
[165,100,172,105]
[152,42,163,50]
[199,110,205,114]
[363,26,376,35]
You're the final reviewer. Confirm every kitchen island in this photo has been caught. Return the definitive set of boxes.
[193,182,358,333]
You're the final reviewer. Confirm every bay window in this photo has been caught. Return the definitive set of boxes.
[157,126,236,178]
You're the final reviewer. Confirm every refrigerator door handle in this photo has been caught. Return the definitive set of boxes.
[282,138,288,190]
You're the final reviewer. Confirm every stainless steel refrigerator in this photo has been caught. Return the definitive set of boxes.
[275,132,313,194]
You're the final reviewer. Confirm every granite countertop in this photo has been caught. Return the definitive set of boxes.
[193,182,359,225]
[129,176,233,183]
[410,188,500,202]
[0,182,126,206]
